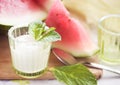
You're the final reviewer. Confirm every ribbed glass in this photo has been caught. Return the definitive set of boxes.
[8,25,51,78]
[98,14,120,65]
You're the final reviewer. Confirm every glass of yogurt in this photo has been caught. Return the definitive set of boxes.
[8,25,52,78]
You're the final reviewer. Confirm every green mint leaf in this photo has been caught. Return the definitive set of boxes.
[40,28,61,42]
[28,21,45,40]
[50,64,97,85]
[37,27,55,40]
[28,21,61,42]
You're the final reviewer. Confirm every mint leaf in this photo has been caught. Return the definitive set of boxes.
[28,21,45,40]
[41,29,61,42]
[28,21,61,42]
[50,64,97,85]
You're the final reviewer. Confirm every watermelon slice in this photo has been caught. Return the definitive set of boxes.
[45,0,99,57]
[0,0,54,26]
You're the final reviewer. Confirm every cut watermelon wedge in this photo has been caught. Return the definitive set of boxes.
[0,0,54,26]
[46,0,99,57]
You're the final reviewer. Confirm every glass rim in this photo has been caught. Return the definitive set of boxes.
[8,25,28,41]
[8,25,52,44]
[98,14,120,36]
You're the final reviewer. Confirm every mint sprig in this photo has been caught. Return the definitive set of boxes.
[50,64,97,85]
[28,21,61,42]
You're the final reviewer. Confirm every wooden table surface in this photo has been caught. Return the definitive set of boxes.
[0,34,102,80]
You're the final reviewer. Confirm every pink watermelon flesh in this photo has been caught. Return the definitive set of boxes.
[0,0,49,25]
[46,0,99,57]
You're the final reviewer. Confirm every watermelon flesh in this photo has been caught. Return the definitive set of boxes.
[45,0,99,57]
[0,0,54,26]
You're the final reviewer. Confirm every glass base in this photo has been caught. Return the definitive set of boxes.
[14,68,46,79]
[99,55,120,65]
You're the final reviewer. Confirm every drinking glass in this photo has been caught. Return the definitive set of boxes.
[98,14,120,65]
[8,25,51,78]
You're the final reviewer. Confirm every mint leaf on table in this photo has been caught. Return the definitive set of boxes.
[50,64,97,85]
[28,21,61,42]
